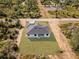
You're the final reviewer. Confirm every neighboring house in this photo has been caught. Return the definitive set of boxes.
[45,4,62,11]
[45,6,62,11]
[27,25,51,38]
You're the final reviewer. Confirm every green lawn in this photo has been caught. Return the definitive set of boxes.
[19,22,60,55]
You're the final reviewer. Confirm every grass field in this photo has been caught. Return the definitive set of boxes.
[19,21,60,55]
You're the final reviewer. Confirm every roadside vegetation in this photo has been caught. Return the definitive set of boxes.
[25,0,41,18]
[60,23,79,54]
[0,0,41,18]
[48,6,79,18]
[1,0,79,18]
[0,40,19,59]
[20,54,50,59]
[0,18,23,59]
[41,0,79,18]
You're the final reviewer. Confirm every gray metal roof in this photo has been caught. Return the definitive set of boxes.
[27,25,50,34]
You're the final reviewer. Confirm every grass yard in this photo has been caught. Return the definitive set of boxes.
[19,21,60,55]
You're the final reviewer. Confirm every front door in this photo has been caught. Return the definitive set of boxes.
[38,34,44,37]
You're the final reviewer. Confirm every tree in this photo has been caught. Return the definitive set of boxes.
[12,44,19,51]
[0,10,7,17]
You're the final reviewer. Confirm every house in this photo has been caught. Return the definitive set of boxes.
[45,4,62,11]
[27,25,51,38]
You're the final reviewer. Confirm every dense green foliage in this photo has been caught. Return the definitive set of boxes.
[48,6,79,18]
[25,0,41,18]
[0,18,22,59]
[0,0,41,18]
[1,0,79,18]
[21,54,49,59]
[0,18,22,40]
[0,40,19,59]
[42,0,79,18]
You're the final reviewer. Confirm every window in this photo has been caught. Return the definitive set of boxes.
[38,34,44,36]
[27,34,29,36]
[34,34,36,36]
[46,34,48,36]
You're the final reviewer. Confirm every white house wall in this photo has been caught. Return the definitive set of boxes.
[44,34,50,37]
[28,34,38,38]
[28,34,50,38]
